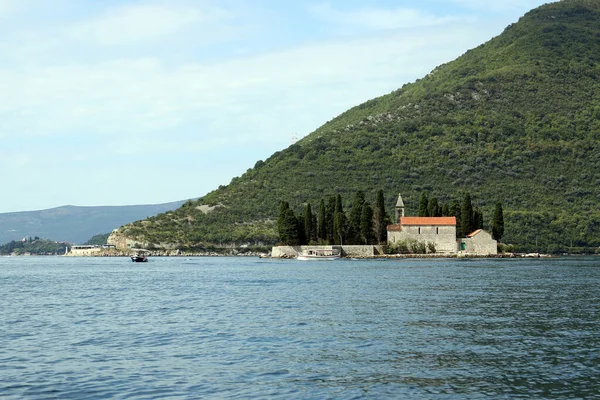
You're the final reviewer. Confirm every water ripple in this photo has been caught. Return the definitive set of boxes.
[1,256,598,398]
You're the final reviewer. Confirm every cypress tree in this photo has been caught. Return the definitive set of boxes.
[333,194,346,245]
[296,212,306,245]
[373,190,388,244]
[441,203,449,217]
[304,203,313,244]
[418,193,429,217]
[461,193,474,237]
[317,199,327,242]
[360,202,375,245]
[311,212,318,243]
[491,202,505,241]
[348,191,365,244]
[474,208,484,230]
[450,200,462,237]
[279,207,300,245]
[428,197,441,217]
[325,196,337,244]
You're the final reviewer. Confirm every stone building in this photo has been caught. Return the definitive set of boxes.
[387,216,458,254]
[388,194,458,253]
[387,194,498,255]
[459,229,498,255]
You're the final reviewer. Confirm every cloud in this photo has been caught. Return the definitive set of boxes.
[67,1,235,45]
[309,2,463,31]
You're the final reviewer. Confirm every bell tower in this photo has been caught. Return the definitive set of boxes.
[395,194,405,223]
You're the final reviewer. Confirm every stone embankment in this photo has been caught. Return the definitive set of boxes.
[67,248,268,257]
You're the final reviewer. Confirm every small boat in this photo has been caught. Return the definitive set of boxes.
[297,249,341,261]
[131,255,148,262]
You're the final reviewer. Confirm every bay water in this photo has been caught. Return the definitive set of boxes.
[1,256,599,399]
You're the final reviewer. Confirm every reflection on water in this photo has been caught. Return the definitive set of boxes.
[1,256,598,398]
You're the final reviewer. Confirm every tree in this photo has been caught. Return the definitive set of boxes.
[373,189,389,244]
[428,197,441,217]
[304,203,314,244]
[450,200,462,237]
[278,200,290,232]
[474,208,484,230]
[461,193,474,237]
[348,191,365,244]
[318,199,327,242]
[333,212,345,245]
[441,203,450,217]
[491,202,505,241]
[278,203,300,245]
[333,194,346,245]
[360,202,375,244]
[418,193,429,217]
[326,196,337,244]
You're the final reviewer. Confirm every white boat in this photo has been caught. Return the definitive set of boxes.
[297,249,341,261]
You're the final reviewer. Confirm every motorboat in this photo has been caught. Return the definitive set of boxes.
[297,249,341,261]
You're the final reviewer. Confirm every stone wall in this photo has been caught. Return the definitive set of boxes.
[271,245,378,258]
[388,225,457,254]
[69,246,104,256]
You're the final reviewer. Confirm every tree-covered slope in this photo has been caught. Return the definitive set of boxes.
[113,0,600,253]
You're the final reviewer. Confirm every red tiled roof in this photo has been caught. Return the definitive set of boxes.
[400,217,456,226]
[467,229,483,238]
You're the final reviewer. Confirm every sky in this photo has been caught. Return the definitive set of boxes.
[0,0,553,213]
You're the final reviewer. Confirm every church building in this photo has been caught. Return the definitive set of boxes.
[387,194,497,255]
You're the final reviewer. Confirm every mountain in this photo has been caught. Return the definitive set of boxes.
[0,201,188,244]
[110,0,600,253]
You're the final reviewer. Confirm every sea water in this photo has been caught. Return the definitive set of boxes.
[1,256,599,399]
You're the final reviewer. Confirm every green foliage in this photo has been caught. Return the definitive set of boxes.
[304,203,315,244]
[277,202,301,245]
[418,193,429,217]
[348,191,365,243]
[84,233,110,245]
[373,190,389,244]
[111,1,600,253]
[427,242,437,254]
[492,202,505,241]
[428,197,441,218]
[318,199,327,242]
[0,238,68,255]
[461,193,474,236]
[360,202,375,245]
[388,238,429,254]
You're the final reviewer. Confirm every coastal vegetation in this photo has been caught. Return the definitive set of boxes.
[84,233,110,246]
[276,190,497,246]
[111,0,600,254]
[0,237,69,255]
[277,190,391,246]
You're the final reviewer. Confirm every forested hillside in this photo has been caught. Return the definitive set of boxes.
[112,0,600,253]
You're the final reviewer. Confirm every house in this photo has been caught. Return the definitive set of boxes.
[459,229,498,255]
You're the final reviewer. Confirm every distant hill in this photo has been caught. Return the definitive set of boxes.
[0,201,189,244]
[111,0,600,253]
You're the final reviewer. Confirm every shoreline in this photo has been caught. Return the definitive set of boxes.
[59,251,555,259]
